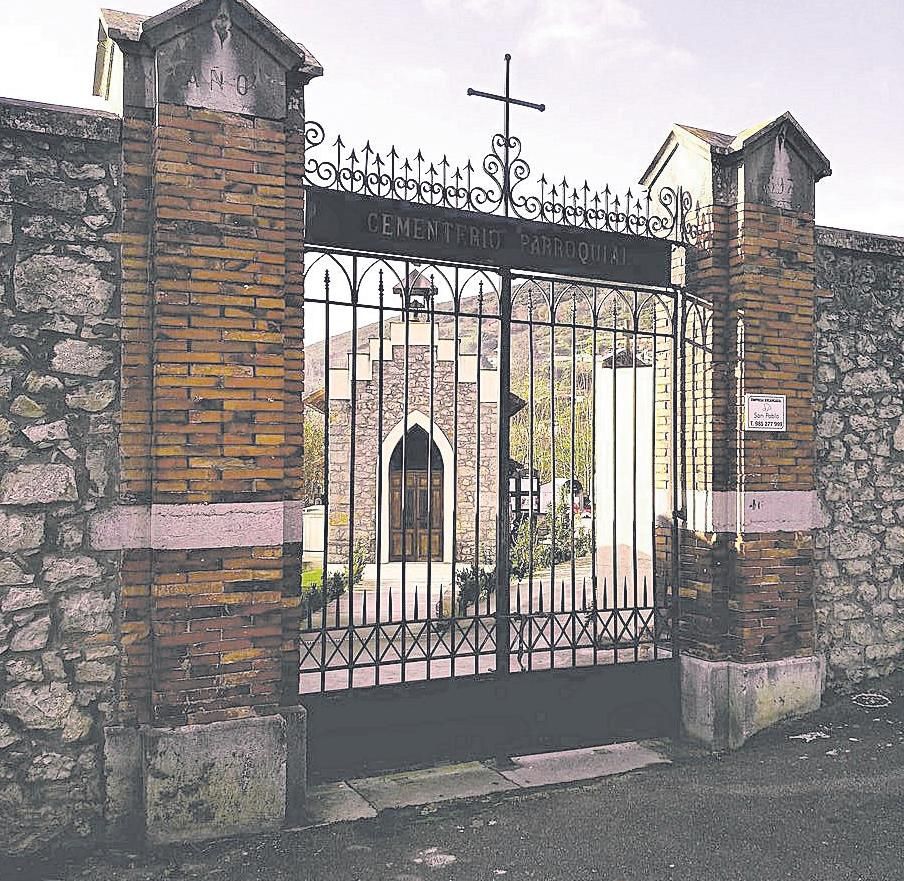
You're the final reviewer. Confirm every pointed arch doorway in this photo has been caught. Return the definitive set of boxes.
[388,424,444,561]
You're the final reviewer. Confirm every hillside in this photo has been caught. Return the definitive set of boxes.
[303,292,622,397]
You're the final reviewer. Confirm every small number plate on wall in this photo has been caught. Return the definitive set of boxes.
[745,394,786,431]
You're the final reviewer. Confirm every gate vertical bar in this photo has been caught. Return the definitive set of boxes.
[375,269,386,685]
[320,270,331,693]
[426,274,436,680]
[451,269,460,677]
[495,267,513,676]
[347,258,359,689]
[590,288,599,665]
[670,287,685,664]
[651,304,659,659]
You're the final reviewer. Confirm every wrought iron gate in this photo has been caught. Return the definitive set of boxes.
[297,118,699,780]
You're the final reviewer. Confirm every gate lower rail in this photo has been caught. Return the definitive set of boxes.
[299,576,673,694]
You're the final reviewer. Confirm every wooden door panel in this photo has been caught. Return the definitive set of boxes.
[389,469,444,562]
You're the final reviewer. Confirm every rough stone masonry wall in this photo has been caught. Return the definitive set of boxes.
[0,99,122,855]
[815,226,904,683]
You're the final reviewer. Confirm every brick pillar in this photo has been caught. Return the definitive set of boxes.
[642,114,831,749]
[119,88,155,725]
[149,100,294,725]
[94,0,321,842]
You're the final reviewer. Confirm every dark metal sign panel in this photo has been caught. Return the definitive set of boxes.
[306,189,672,287]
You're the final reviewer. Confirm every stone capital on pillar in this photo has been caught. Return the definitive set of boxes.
[641,111,831,214]
[94,0,322,116]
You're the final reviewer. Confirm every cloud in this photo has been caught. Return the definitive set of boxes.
[422,0,522,13]
[422,0,508,11]
[423,0,691,66]
[520,0,645,54]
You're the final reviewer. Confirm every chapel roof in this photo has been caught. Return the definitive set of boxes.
[640,111,831,189]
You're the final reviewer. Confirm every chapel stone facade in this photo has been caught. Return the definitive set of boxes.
[322,312,501,569]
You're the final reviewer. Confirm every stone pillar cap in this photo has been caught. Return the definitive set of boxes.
[98,1,322,77]
[640,111,831,190]
[95,0,322,118]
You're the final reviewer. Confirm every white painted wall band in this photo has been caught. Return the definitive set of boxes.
[718,490,824,533]
[89,489,823,552]
[89,501,306,551]
[655,489,823,533]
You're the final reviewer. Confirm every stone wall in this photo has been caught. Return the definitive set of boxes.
[0,98,122,857]
[815,226,904,683]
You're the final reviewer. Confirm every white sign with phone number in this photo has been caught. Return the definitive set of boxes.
[745,394,786,431]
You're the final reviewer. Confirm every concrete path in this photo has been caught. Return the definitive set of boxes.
[299,554,669,693]
[299,741,669,825]
[305,557,655,626]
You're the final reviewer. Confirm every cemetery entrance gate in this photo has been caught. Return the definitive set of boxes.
[298,118,702,780]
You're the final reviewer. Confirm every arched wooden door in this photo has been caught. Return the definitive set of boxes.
[388,425,443,561]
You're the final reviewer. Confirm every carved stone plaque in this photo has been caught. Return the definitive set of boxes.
[743,130,815,213]
[156,1,286,119]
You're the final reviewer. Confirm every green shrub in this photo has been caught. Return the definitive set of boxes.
[509,487,592,582]
[455,563,496,615]
[511,515,547,578]
[300,541,366,618]
[574,527,593,558]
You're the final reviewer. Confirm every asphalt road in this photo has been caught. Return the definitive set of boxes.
[28,672,904,881]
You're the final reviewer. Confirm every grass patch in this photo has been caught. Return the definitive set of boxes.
[302,567,324,590]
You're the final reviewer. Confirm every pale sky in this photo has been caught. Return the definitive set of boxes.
[0,0,901,237]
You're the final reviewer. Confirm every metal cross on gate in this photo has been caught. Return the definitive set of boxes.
[468,54,545,216]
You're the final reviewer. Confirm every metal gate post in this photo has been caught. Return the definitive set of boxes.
[495,267,513,676]
[670,286,687,730]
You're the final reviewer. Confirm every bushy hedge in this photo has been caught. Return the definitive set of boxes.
[300,542,366,618]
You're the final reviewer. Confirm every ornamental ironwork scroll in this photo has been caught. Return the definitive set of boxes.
[303,121,700,245]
